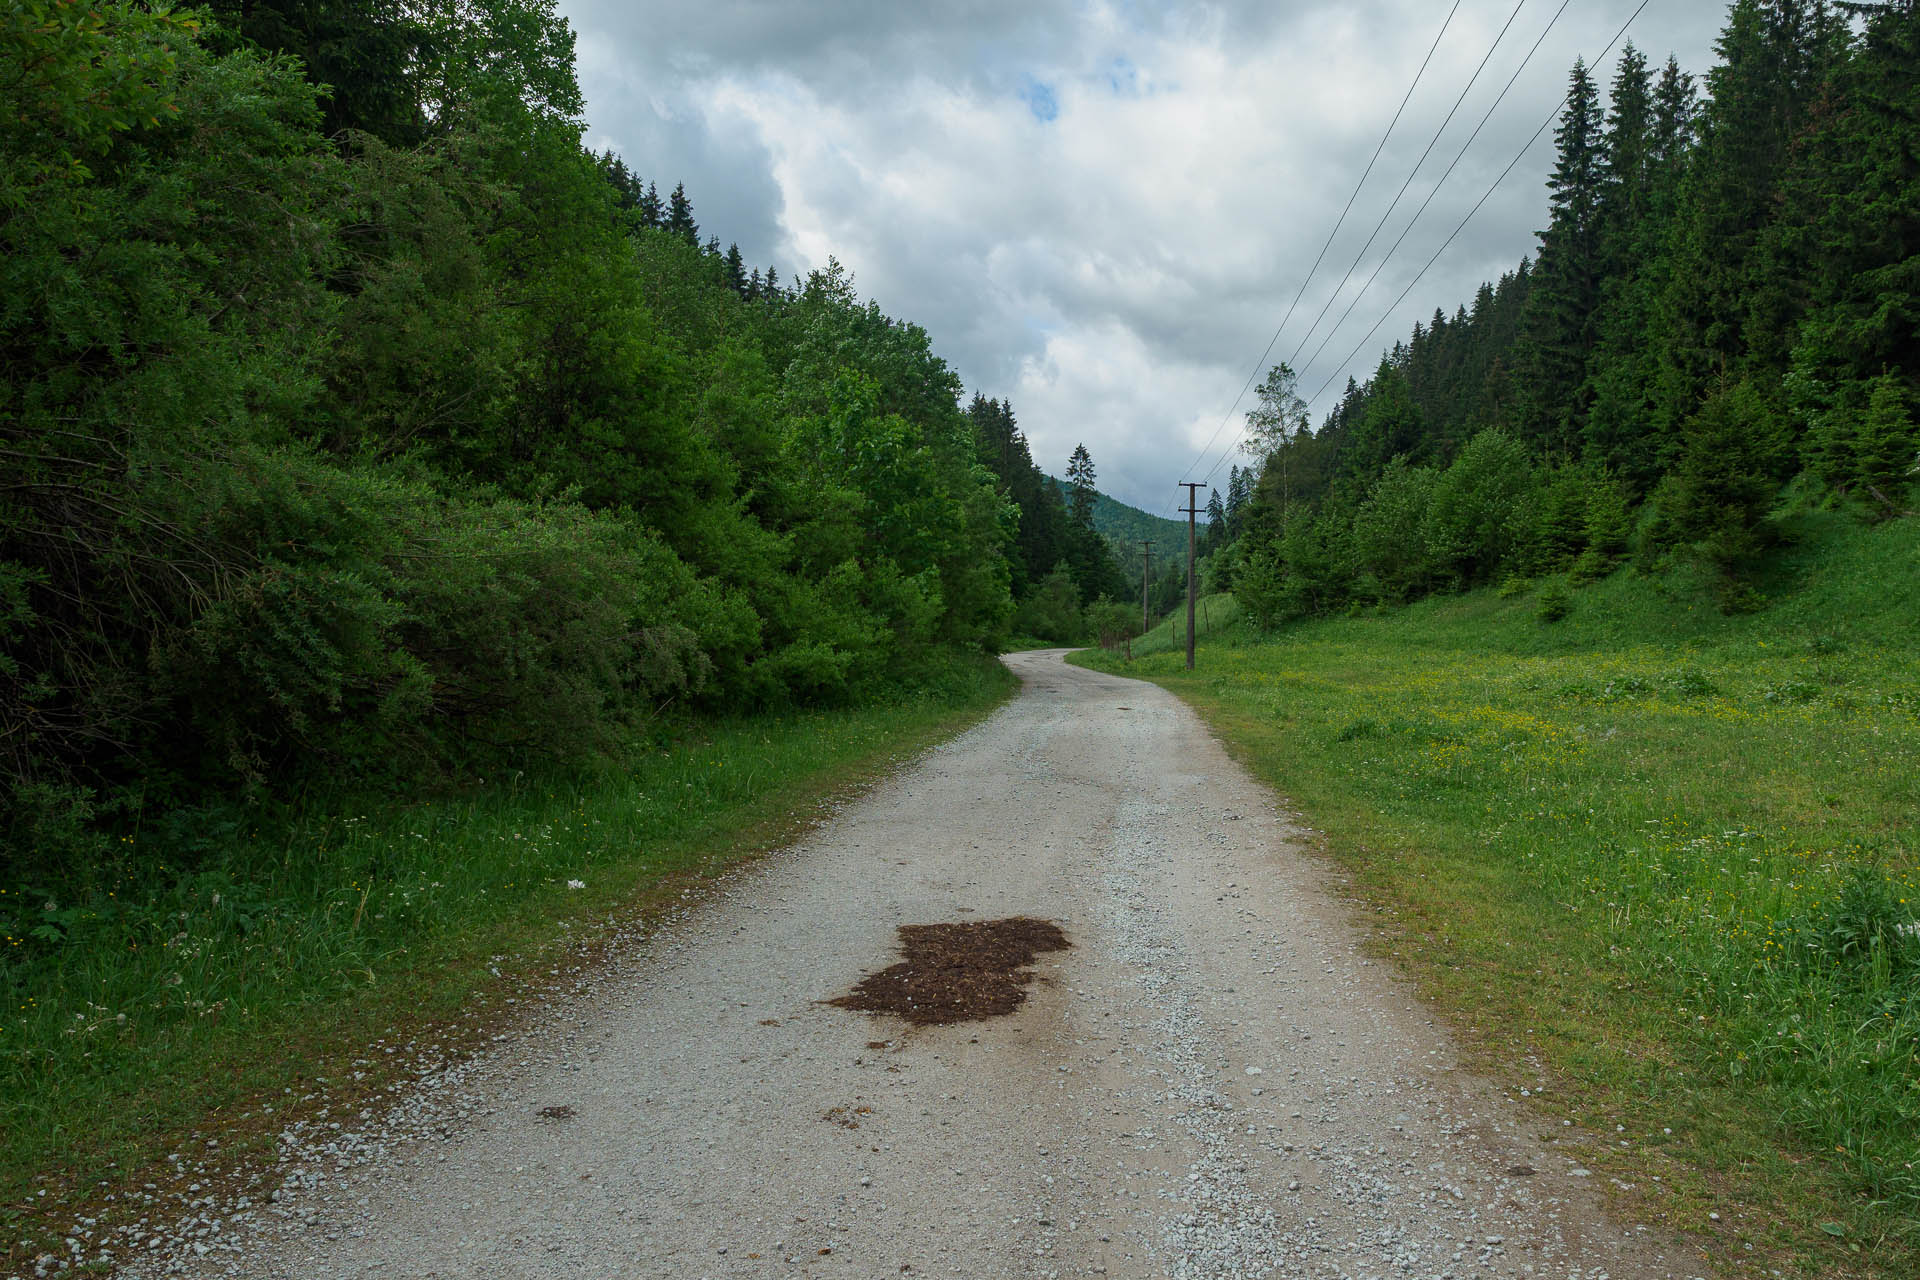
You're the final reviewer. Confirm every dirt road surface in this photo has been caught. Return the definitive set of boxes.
[151,649,1700,1280]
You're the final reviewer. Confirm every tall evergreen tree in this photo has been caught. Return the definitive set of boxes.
[638,179,664,227]
[1584,49,1692,490]
[1599,45,1655,255]
[1065,444,1098,529]
[666,181,699,244]
[1774,0,1918,465]
[1514,59,1606,456]
[1655,0,1846,434]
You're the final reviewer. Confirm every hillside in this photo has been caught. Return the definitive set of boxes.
[1046,476,1197,549]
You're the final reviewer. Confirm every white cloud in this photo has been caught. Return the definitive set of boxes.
[561,0,1727,511]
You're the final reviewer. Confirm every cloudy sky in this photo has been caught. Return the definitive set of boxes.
[559,0,1727,514]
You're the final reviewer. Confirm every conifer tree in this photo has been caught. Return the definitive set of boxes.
[1226,465,1251,538]
[1656,0,1845,431]
[1599,45,1654,257]
[1514,59,1606,455]
[638,180,663,227]
[1855,372,1919,511]
[1066,444,1098,529]
[1773,0,1918,473]
[666,181,699,244]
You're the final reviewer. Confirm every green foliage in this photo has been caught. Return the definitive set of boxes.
[1571,470,1633,583]
[1085,597,1138,650]
[1422,430,1536,587]
[1658,379,1785,583]
[1211,3,1911,629]
[1010,564,1085,645]
[1854,373,1918,512]
[1535,579,1572,623]
[1350,459,1437,603]
[0,2,1021,890]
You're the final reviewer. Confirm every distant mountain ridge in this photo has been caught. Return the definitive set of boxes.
[1045,477,1199,551]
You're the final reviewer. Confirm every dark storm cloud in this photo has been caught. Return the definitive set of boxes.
[559,0,1727,511]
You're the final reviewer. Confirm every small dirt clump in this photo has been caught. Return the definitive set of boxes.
[829,917,1070,1026]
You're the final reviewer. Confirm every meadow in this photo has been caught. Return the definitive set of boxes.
[0,661,1013,1263]
[1077,512,1919,1276]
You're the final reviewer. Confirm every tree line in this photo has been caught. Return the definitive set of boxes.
[1210,0,1917,623]
[965,399,1138,642]
[0,0,1069,884]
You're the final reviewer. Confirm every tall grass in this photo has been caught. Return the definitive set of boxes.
[0,659,1014,1241]
[1079,512,1919,1270]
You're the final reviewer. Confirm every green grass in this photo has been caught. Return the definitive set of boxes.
[1077,512,1920,1277]
[0,658,1015,1262]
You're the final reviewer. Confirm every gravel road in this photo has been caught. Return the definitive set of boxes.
[142,649,1701,1280]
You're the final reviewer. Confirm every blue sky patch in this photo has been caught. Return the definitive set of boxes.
[1020,77,1059,123]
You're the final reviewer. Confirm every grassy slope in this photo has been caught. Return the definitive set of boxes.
[1076,512,1920,1277]
[1,660,1016,1265]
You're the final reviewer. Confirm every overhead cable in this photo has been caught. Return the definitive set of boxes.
[1300,0,1652,413]
[1164,0,1464,513]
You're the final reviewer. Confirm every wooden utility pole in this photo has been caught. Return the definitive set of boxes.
[1179,482,1203,671]
[1140,539,1153,636]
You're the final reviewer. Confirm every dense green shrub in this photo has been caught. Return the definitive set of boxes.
[1423,430,1536,587]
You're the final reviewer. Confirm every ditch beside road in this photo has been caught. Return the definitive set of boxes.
[150,649,1695,1279]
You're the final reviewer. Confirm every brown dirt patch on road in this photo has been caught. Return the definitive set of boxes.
[829,917,1070,1025]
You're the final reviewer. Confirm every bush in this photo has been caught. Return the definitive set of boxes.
[1351,459,1438,602]
[1661,380,1784,578]
[1536,580,1572,623]
[1010,564,1085,644]
[1085,597,1138,650]
[1423,430,1537,586]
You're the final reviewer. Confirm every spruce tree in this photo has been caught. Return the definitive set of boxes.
[1065,445,1098,529]
[1514,59,1606,456]
[1599,45,1654,256]
[1855,372,1919,512]
[1583,48,1689,491]
[1774,0,1918,462]
[666,181,699,244]
[1656,0,1844,433]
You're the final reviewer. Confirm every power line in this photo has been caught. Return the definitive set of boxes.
[1302,0,1653,412]
[1172,0,1466,501]
[1288,0,1577,400]
[1279,0,1533,378]
[1190,0,1543,492]
[1196,0,1632,489]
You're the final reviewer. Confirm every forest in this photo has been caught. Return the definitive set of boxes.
[1203,0,1917,621]
[0,0,1155,894]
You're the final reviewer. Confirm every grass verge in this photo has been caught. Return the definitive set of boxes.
[1075,513,1919,1278]
[1,657,1015,1266]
